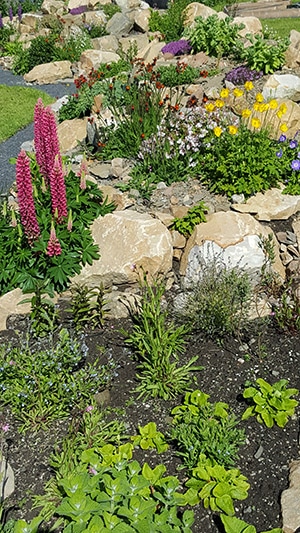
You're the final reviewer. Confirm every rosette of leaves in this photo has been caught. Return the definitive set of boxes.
[170,390,245,469]
[170,202,208,237]
[184,454,250,516]
[131,422,169,453]
[242,378,299,428]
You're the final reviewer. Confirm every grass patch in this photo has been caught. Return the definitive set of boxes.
[0,85,55,142]
[262,17,300,39]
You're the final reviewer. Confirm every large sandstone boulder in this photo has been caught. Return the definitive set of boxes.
[139,38,165,63]
[105,12,133,36]
[232,15,262,37]
[183,2,216,27]
[72,210,173,286]
[0,289,31,331]
[78,50,121,72]
[24,61,72,84]
[263,74,300,102]
[57,118,88,153]
[92,34,119,52]
[232,188,300,221]
[20,13,43,27]
[84,10,107,25]
[119,34,149,55]
[40,0,65,14]
[284,30,300,69]
[133,7,151,32]
[180,211,285,288]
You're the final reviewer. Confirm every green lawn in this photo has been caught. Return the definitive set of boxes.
[0,85,55,142]
[262,17,300,38]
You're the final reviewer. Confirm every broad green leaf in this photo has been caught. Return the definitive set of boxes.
[221,514,257,533]
[216,494,235,515]
[261,411,274,428]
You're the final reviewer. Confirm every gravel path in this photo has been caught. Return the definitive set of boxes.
[0,67,75,194]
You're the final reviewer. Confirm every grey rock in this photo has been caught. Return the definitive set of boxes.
[0,459,15,501]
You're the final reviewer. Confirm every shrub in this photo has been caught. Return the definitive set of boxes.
[185,15,243,57]
[148,0,193,43]
[240,35,289,74]
[186,256,251,339]
[156,62,200,87]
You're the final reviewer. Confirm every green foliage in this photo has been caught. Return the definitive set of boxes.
[0,165,115,297]
[186,258,251,339]
[0,329,115,432]
[242,378,299,428]
[69,283,110,331]
[221,514,283,533]
[54,31,92,62]
[101,3,121,19]
[170,202,208,237]
[0,25,15,54]
[19,279,59,338]
[123,272,201,400]
[156,63,200,87]
[34,442,194,532]
[12,516,42,533]
[83,22,107,39]
[201,124,282,198]
[273,283,300,332]
[131,422,169,453]
[148,0,193,43]
[185,15,243,57]
[240,35,289,74]
[171,390,245,469]
[185,454,249,515]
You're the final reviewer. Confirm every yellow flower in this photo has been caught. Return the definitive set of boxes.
[244,81,254,91]
[253,102,260,112]
[255,92,264,103]
[205,103,215,113]
[251,117,261,129]
[233,88,244,98]
[269,99,278,110]
[257,103,268,113]
[280,123,288,132]
[277,110,284,119]
[279,103,288,115]
[242,108,251,118]
[228,125,238,135]
[215,99,225,108]
[220,88,230,98]
[214,126,223,137]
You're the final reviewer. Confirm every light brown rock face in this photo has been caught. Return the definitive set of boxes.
[285,30,300,69]
[183,2,216,27]
[0,289,31,331]
[78,50,121,72]
[133,8,151,32]
[72,210,173,287]
[24,61,72,83]
[263,74,300,102]
[57,118,88,153]
[281,460,300,533]
[40,0,65,14]
[232,15,262,37]
[232,188,300,221]
[179,211,285,287]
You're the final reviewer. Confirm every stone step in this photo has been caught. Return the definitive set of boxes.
[232,1,300,18]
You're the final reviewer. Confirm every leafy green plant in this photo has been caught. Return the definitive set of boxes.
[170,390,245,469]
[156,63,200,87]
[221,514,283,533]
[123,271,201,399]
[242,378,299,428]
[69,283,110,331]
[201,124,283,198]
[240,35,289,74]
[273,283,300,332]
[19,279,59,337]
[185,15,243,58]
[131,422,169,453]
[186,257,251,339]
[13,35,57,75]
[148,0,193,43]
[54,31,92,62]
[101,3,121,19]
[170,202,208,237]
[0,329,115,432]
[184,454,250,515]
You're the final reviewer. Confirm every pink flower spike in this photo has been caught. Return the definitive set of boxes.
[46,223,62,257]
[49,155,68,223]
[16,150,40,245]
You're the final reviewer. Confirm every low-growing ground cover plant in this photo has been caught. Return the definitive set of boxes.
[156,62,201,87]
[242,378,299,428]
[170,202,208,237]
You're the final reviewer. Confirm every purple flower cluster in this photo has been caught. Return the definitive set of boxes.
[225,65,263,86]
[69,5,87,15]
[161,39,192,56]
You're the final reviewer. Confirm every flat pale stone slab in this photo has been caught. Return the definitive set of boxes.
[231,188,300,221]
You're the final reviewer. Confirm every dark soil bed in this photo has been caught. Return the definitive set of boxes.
[1,303,299,533]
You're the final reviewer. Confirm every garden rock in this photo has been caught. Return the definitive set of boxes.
[78,50,121,73]
[179,211,285,288]
[23,61,73,84]
[281,460,300,533]
[119,34,149,55]
[115,0,140,8]
[133,8,151,32]
[72,210,173,287]
[0,459,15,501]
[57,118,88,153]
[40,0,65,15]
[183,2,216,27]
[232,16,262,37]
[284,30,300,69]
[232,187,300,221]
[21,13,43,28]
[105,12,134,36]
[84,10,107,25]
[263,73,300,102]
[97,184,135,210]
[92,35,119,52]
[0,289,32,331]
[140,38,165,63]
[67,0,89,10]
